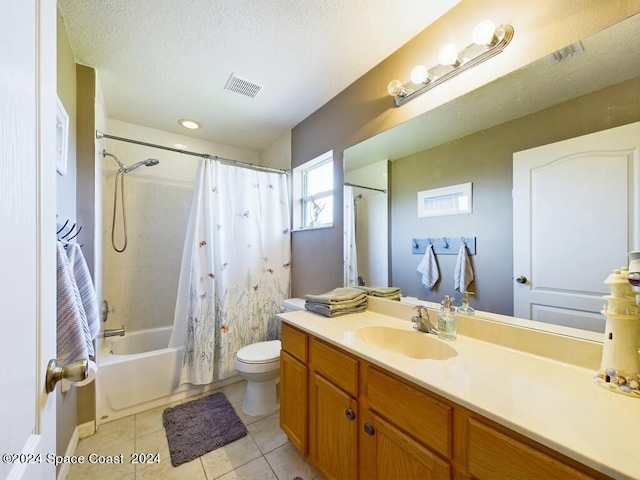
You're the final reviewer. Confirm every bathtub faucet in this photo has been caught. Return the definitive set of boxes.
[104,326,125,338]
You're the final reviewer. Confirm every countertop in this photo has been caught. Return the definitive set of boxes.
[278,303,640,480]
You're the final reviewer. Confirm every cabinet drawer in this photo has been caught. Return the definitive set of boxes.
[367,367,452,459]
[309,338,358,397]
[468,419,593,480]
[281,323,307,363]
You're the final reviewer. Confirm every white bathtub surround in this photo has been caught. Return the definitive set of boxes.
[170,159,290,385]
[98,326,241,423]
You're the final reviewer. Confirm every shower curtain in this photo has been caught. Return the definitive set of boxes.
[169,158,291,385]
[343,185,358,287]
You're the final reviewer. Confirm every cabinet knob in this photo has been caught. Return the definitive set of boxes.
[345,408,355,421]
[363,423,375,436]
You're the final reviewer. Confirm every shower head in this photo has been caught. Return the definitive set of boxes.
[123,158,160,173]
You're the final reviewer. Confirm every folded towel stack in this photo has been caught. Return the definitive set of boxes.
[304,287,368,317]
[355,286,402,301]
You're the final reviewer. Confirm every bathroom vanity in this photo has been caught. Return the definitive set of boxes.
[278,298,638,480]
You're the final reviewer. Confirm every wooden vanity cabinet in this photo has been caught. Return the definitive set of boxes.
[308,336,360,479]
[360,410,451,480]
[280,322,611,480]
[280,324,308,454]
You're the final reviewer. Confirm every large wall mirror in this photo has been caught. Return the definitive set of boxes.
[343,14,640,340]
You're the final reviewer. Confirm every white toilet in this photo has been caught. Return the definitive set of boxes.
[235,298,305,416]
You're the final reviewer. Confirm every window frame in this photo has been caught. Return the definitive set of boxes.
[292,151,334,231]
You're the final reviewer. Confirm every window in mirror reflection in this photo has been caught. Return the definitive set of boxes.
[292,151,334,230]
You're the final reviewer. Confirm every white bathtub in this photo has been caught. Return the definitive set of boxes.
[98,326,237,423]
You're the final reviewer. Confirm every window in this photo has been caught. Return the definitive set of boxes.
[293,151,334,230]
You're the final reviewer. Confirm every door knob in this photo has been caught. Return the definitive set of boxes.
[45,358,88,393]
[516,275,527,284]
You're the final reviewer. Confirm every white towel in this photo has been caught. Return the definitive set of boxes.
[66,243,100,341]
[57,241,93,365]
[416,244,439,289]
[454,245,474,292]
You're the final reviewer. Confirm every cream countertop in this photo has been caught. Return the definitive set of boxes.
[278,305,639,480]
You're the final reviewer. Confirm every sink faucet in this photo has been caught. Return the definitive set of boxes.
[411,306,437,335]
[104,326,125,338]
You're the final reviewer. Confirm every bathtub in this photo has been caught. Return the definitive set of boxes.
[98,326,238,423]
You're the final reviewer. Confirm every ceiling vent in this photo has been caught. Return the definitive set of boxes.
[224,73,262,98]
[545,41,585,65]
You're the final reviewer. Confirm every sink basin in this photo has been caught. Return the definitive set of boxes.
[355,326,458,360]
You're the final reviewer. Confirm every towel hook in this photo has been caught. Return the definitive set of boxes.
[461,236,467,246]
[412,238,419,249]
[443,237,449,249]
[427,237,433,245]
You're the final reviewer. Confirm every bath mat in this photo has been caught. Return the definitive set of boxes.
[163,392,247,467]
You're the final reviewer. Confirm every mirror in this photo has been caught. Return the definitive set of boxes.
[343,160,389,288]
[344,14,640,339]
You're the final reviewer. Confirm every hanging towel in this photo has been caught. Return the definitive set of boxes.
[417,244,439,289]
[454,245,474,292]
[66,243,100,341]
[57,241,93,365]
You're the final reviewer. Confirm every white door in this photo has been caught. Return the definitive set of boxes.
[0,1,57,479]
[513,122,640,332]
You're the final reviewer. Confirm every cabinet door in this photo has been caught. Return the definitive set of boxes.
[362,412,451,480]
[309,372,358,479]
[280,351,308,454]
[468,419,593,480]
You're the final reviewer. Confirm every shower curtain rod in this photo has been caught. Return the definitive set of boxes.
[95,131,289,175]
[344,182,387,194]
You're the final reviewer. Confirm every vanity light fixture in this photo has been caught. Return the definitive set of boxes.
[387,20,514,107]
[178,118,201,130]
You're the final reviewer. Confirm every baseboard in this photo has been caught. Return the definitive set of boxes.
[77,420,95,439]
[56,427,79,480]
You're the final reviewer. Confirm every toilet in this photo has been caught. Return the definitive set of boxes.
[235,298,305,416]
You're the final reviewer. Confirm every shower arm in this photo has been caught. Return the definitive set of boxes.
[102,149,127,170]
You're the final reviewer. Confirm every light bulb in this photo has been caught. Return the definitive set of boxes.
[178,119,201,130]
[410,65,431,85]
[438,44,460,66]
[473,19,496,46]
[387,79,406,97]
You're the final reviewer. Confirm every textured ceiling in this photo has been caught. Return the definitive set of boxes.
[57,0,460,152]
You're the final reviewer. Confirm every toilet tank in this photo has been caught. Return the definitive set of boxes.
[282,298,305,312]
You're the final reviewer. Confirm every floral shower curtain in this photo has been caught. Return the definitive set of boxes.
[169,158,291,385]
[343,185,358,286]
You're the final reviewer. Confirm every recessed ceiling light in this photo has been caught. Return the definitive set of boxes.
[178,119,201,130]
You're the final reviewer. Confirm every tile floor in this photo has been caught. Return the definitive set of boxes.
[67,380,320,480]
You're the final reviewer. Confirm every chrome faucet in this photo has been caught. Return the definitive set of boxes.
[104,325,125,338]
[411,306,438,335]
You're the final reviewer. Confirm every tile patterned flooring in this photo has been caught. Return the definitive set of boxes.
[67,380,320,480]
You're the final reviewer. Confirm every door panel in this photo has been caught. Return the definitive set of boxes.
[0,1,57,478]
[309,373,358,479]
[513,122,640,332]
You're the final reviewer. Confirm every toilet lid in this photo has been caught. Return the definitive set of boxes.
[236,340,281,364]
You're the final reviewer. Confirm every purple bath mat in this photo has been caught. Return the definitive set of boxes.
[163,392,248,467]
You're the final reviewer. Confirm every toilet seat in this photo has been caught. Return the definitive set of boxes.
[236,340,281,365]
